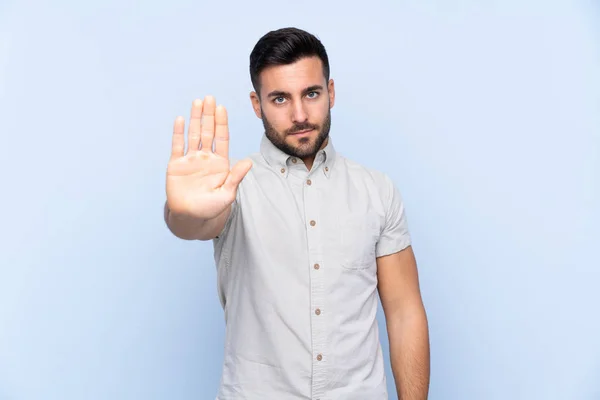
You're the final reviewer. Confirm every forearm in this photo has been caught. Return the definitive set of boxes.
[387,308,430,400]
[164,202,229,240]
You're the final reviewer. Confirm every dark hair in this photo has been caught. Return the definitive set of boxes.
[249,27,330,94]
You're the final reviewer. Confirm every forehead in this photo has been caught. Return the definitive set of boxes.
[259,56,325,93]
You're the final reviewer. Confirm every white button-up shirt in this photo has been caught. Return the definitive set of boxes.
[212,134,411,399]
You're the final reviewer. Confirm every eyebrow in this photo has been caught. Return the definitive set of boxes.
[267,85,324,98]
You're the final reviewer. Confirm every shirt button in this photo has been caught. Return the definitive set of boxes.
[324,166,329,172]
[310,220,316,226]
[316,354,323,361]
[306,179,312,185]
[291,158,297,163]
[315,308,321,315]
[314,263,320,270]
[280,167,285,173]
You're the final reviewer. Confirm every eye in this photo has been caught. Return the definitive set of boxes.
[274,96,286,104]
[307,91,319,99]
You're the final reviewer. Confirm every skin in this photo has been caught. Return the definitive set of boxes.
[250,56,335,171]
[378,247,430,400]
[164,97,253,240]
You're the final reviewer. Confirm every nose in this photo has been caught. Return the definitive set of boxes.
[291,101,308,124]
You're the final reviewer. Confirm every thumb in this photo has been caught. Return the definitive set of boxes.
[223,159,253,192]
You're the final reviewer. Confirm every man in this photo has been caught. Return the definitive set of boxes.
[164,27,430,400]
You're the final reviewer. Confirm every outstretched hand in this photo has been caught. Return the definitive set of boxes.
[166,96,252,220]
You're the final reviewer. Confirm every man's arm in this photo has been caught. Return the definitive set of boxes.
[164,201,231,241]
[377,245,430,400]
[163,96,251,242]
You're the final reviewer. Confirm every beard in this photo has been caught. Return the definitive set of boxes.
[261,107,332,159]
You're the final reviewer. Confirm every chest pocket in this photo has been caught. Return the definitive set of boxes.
[339,212,381,270]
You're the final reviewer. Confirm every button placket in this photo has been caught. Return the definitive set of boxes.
[304,173,326,398]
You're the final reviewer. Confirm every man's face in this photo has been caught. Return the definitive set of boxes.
[251,56,335,160]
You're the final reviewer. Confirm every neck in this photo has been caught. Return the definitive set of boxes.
[302,156,315,171]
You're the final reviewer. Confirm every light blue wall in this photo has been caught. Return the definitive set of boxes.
[0,0,598,399]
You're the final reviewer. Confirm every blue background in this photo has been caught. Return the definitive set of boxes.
[0,0,598,399]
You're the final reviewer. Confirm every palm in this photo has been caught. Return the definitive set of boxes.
[166,96,252,220]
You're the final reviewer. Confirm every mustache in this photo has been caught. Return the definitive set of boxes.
[286,123,319,135]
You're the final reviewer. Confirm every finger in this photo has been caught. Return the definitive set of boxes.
[171,116,185,160]
[223,159,253,192]
[188,99,203,153]
[214,105,229,159]
[200,95,216,153]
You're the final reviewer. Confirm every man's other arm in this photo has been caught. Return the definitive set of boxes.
[377,245,430,400]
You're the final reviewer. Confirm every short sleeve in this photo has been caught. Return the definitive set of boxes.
[375,174,412,257]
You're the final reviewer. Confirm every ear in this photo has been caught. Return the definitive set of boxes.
[249,91,262,119]
[328,79,335,109]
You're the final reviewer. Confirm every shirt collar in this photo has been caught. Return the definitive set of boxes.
[260,133,337,178]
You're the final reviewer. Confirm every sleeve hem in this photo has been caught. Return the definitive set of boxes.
[376,237,412,258]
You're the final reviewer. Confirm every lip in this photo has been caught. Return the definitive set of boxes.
[289,129,314,137]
